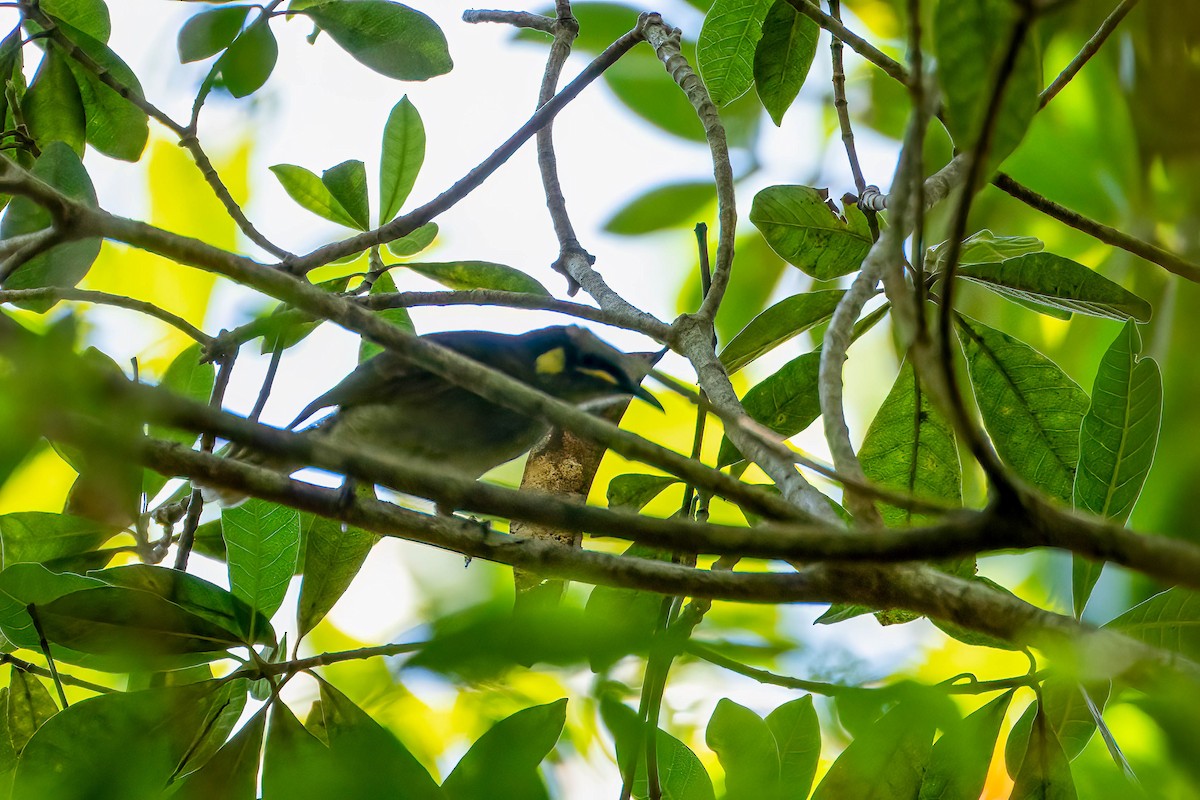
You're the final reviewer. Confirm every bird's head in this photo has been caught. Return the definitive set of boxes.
[518,326,663,410]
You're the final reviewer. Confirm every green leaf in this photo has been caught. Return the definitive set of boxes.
[1008,703,1078,800]
[719,290,843,374]
[178,6,251,62]
[42,0,110,42]
[764,695,820,800]
[956,315,1089,501]
[0,563,105,651]
[379,95,425,223]
[1071,322,1162,615]
[603,181,716,236]
[308,1,453,81]
[13,681,247,800]
[750,186,872,280]
[22,44,85,155]
[1105,588,1200,661]
[217,21,277,98]
[859,360,962,526]
[321,159,370,231]
[259,274,352,353]
[934,0,1040,166]
[697,0,774,106]
[928,229,1044,269]
[7,667,58,755]
[169,709,265,800]
[601,697,716,800]
[706,699,780,800]
[297,513,378,641]
[442,699,566,800]
[358,270,415,362]
[1006,681,1109,776]
[606,474,680,511]
[753,0,818,126]
[0,512,111,570]
[918,690,1011,800]
[385,221,437,257]
[0,142,100,308]
[53,23,148,162]
[811,701,935,800]
[583,544,670,671]
[958,254,1151,322]
[222,499,302,639]
[718,351,821,467]
[405,261,550,295]
[151,343,216,445]
[270,163,363,229]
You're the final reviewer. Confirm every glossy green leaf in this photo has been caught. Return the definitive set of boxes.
[719,290,843,374]
[1105,588,1200,661]
[765,695,820,800]
[0,143,100,309]
[217,21,277,98]
[811,702,935,800]
[22,45,85,155]
[0,512,111,570]
[918,691,1011,800]
[606,474,680,511]
[697,0,774,106]
[178,6,250,62]
[443,699,566,800]
[718,351,821,467]
[959,254,1151,322]
[222,499,301,639]
[359,270,415,361]
[1008,703,1078,800]
[1072,322,1162,615]
[0,563,105,651]
[385,221,438,257]
[753,0,818,126]
[957,316,1089,501]
[270,163,363,229]
[379,95,425,223]
[57,23,148,161]
[602,697,716,800]
[297,514,378,641]
[405,261,550,295]
[603,181,716,236]
[859,360,962,526]
[928,229,1043,269]
[151,343,215,445]
[7,667,58,755]
[320,159,370,231]
[750,186,872,279]
[706,699,781,800]
[169,709,265,800]
[308,1,452,81]
[934,0,1040,166]
[42,0,110,42]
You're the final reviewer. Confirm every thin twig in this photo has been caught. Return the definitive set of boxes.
[462,8,555,33]
[1039,0,1141,107]
[249,345,284,423]
[0,653,112,694]
[26,605,68,708]
[0,288,213,345]
[786,0,908,83]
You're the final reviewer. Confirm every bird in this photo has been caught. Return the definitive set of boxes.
[204,325,661,507]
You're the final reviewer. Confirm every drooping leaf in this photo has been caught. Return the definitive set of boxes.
[918,691,1012,800]
[602,697,716,800]
[308,1,452,81]
[297,513,378,641]
[606,474,680,511]
[719,290,843,374]
[321,159,370,231]
[718,351,821,467]
[0,512,111,571]
[222,499,302,640]
[55,22,148,162]
[178,5,250,62]
[1105,588,1200,661]
[442,700,566,800]
[811,701,936,800]
[22,44,85,154]
[750,186,872,280]
[270,163,363,229]
[385,221,438,257]
[753,0,818,125]
[7,667,58,755]
[1072,321,1162,615]
[764,695,820,800]
[150,343,216,445]
[697,0,774,106]
[603,181,716,236]
[404,261,550,295]
[379,95,425,223]
[358,270,415,361]
[706,699,781,800]
[1008,703,1078,800]
[217,21,278,98]
[859,360,962,526]
[958,254,1152,322]
[956,315,1089,501]
[169,709,265,800]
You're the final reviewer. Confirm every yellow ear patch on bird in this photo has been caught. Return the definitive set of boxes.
[578,367,620,385]
[536,347,567,375]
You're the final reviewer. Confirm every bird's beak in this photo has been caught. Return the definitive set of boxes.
[634,383,665,412]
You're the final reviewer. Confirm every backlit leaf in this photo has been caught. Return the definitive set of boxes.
[719,290,843,374]
[297,514,378,640]
[958,254,1151,322]
[918,691,1011,800]
[443,699,566,800]
[753,0,818,125]
[706,699,780,800]
[222,499,301,640]
[308,0,452,81]
[765,695,820,800]
[718,351,821,467]
[405,261,550,295]
[321,159,370,231]
[698,0,774,106]
[217,21,277,98]
[379,96,425,223]
[750,186,872,280]
[602,697,716,800]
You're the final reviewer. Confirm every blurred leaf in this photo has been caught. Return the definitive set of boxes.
[222,499,301,640]
[957,315,1089,501]
[928,230,1044,269]
[958,254,1151,322]
[42,0,111,42]
[358,270,415,361]
[260,274,351,353]
[321,159,370,231]
[0,512,110,570]
[150,343,215,445]
[606,474,679,511]
[697,0,774,106]
[811,701,935,800]
[718,351,820,467]
[706,699,780,800]
[270,163,363,229]
[22,44,85,155]
[178,5,250,62]
[603,181,715,236]
[1105,588,1200,661]
[1007,681,1110,775]
[750,186,872,280]
[859,360,962,526]
[583,544,670,671]
[7,667,57,755]
[1008,702,1078,800]
[379,95,425,223]
[405,261,549,295]
[217,20,277,98]
[719,290,843,374]
[297,513,378,641]
[765,695,820,800]
[1072,321,1161,615]
[169,709,264,800]
[918,690,1011,800]
[385,221,437,257]
[602,697,716,800]
[308,1,452,81]
[753,0,818,126]
[934,0,1040,166]
[442,699,566,800]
